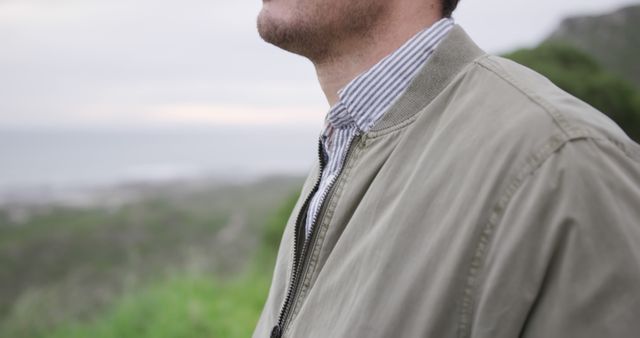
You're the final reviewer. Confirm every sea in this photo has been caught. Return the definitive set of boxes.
[0,126,319,203]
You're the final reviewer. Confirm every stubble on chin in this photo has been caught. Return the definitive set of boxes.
[257,7,330,60]
[257,1,386,63]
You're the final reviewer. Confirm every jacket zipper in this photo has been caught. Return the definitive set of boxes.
[270,137,325,338]
[270,132,362,338]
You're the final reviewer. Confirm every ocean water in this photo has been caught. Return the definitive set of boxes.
[0,126,319,193]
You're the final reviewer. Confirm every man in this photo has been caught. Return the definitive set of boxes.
[253,0,640,337]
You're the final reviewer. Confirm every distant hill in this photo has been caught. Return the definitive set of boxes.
[546,4,640,88]
[504,43,640,142]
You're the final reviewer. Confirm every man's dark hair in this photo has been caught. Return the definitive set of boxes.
[442,0,460,18]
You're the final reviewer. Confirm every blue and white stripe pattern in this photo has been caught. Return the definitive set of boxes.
[304,18,454,238]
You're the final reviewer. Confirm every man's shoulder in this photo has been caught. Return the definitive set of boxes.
[438,53,640,163]
[468,54,632,144]
[404,50,640,194]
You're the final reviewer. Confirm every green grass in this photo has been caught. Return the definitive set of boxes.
[0,200,230,328]
[0,186,300,338]
[44,274,271,338]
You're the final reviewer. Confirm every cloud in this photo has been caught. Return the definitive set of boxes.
[0,0,637,129]
[0,0,325,128]
[150,103,324,126]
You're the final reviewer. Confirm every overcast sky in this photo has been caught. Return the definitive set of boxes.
[1,0,638,130]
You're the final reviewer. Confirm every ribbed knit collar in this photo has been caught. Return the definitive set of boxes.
[325,17,454,132]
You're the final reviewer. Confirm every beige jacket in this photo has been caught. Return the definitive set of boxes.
[253,25,640,338]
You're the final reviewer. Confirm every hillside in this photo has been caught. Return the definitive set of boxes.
[504,43,640,142]
[0,175,303,338]
[546,4,640,87]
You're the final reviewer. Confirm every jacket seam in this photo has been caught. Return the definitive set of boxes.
[456,131,598,338]
[475,57,589,140]
[476,56,640,162]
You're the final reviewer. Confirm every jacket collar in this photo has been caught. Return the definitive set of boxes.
[326,18,455,132]
[369,24,487,133]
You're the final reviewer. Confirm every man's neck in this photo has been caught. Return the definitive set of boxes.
[313,9,443,107]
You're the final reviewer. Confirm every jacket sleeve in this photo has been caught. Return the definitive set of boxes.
[470,137,640,338]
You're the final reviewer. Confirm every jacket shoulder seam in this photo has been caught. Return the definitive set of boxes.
[475,56,588,140]
[475,56,640,162]
[457,131,589,337]
[458,132,640,338]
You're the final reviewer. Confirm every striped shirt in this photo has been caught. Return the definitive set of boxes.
[304,18,454,238]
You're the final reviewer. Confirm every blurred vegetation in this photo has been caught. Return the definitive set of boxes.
[43,192,299,338]
[504,43,640,142]
[0,177,301,338]
[545,4,640,88]
[46,277,269,338]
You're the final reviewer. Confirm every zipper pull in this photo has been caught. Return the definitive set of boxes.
[270,324,282,338]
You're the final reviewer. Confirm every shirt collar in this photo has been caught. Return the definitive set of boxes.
[326,17,454,132]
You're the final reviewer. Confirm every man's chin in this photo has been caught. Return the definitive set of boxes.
[256,8,331,60]
[256,11,282,46]
[257,11,300,53]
